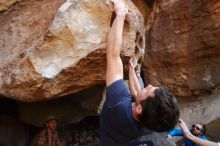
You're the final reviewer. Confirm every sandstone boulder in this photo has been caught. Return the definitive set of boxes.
[0,0,145,102]
[0,0,17,11]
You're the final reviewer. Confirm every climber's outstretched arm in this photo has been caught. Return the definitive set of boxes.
[106,0,128,86]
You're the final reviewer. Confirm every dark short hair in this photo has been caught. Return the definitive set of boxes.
[138,87,180,132]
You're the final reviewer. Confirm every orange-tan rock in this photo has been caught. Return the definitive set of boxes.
[0,0,145,102]
[0,0,17,11]
[143,0,220,96]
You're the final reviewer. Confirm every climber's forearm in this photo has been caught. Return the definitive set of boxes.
[128,64,142,99]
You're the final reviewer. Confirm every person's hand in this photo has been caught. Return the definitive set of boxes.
[128,58,137,69]
[179,119,192,138]
[111,0,128,17]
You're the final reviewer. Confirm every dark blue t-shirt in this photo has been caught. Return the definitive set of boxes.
[100,79,150,146]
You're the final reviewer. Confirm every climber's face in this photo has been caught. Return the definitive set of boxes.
[136,84,158,103]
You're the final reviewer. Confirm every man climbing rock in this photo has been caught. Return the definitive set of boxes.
[99,0,180,146]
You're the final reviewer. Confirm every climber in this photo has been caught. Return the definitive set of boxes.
[32,116,62,146]
[99,0,180,146]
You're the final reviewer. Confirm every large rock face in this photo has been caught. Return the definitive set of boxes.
[0,0,145,102]
[0,0,17,11]
[143,0,220,96]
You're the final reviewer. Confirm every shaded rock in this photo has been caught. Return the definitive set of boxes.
[0,96,18,116]
[131,0,151,24]
[143,0,220,96]
[61,116,99,146]
[19,85,104,126]
[206,117,220,141]
[0,115,30,146]
[178,92,220,127]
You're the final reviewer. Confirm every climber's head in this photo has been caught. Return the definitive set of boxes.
[134,85,180,132]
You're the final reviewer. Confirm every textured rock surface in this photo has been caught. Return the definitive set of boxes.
[143,0,220,96]
[178,92,220,126]
[0,0,17,11]
[131,0,151,24]
[0,0,145,102]
[18,85,104,126]
[206,117,220,141]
